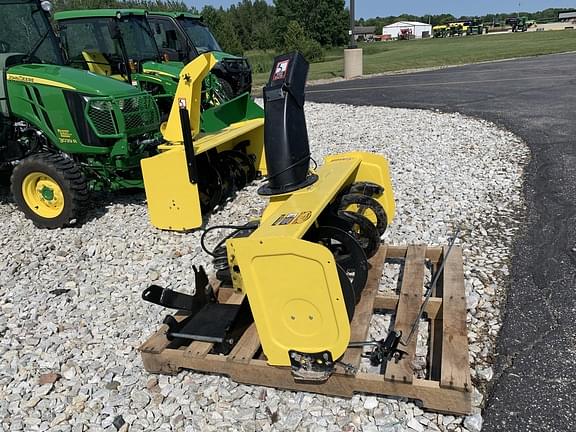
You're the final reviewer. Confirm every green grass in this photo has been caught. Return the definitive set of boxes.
[247,30,576,89]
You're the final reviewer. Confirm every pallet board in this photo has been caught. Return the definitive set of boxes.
[139,244,472,415]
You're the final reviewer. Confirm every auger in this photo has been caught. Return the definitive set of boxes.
[143,52,395,381]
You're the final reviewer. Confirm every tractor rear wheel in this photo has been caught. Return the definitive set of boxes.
[216,78,235,100]
[11,153,88,228]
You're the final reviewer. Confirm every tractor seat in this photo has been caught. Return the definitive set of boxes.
[81,51,126,82]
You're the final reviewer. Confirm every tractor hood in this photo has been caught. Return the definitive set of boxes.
[141,61,183,79]
[211,51,242,62]
[6,63,144,97]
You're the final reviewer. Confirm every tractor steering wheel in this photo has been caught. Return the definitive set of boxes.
[0,40,10,53]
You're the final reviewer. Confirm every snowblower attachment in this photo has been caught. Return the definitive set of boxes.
[140,53,266,231]
[143,52,395,381]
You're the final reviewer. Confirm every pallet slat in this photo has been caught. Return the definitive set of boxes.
[373,295,442,320]
[227,323,261,363]
[440,246,471,392]
[384,245,427,383]
[140,312,188,354]
[139,244,472,414]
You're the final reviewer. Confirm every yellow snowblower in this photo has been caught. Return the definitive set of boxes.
[141,53,266,231]
[143,52,395,381]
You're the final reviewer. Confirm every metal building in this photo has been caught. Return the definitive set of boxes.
[382,21,432,39]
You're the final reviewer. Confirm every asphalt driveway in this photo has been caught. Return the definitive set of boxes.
[307,53,576,431]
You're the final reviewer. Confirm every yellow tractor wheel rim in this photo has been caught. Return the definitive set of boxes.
[22,172,65,218]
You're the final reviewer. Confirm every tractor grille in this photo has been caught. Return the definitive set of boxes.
[87,100,117,136]
[118,94,160,135]
[86,94,160,138]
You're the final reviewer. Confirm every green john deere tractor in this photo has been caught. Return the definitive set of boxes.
[505,17,529,32]
[147,12,252,98]
[54,9,230,117]
[0,0,161,228]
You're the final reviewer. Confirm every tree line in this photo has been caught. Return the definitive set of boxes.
[53,0,348,61]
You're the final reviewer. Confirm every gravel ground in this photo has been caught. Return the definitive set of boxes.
[0,102,529,432]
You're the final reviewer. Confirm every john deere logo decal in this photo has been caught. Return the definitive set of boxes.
[7,74,34,83]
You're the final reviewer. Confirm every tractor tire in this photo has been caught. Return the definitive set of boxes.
[11,153,88,228]
[216,78,235,101]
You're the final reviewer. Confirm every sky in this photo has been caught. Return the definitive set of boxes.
[186,1,576,18]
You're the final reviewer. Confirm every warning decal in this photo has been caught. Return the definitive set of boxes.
[273,59,289,81]
[272,211,312,226]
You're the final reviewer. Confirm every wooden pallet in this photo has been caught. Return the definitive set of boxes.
[139,244,472,415]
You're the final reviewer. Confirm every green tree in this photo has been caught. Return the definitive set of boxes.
[274,0,348,47]
[201,6,243,55]
[228,0,275,50]
[283,20,323,62]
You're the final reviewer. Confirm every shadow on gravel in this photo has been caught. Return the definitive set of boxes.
[0,169,12,203]
[76,189,147,227]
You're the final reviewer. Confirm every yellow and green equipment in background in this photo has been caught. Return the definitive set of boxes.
[0,1,264,230]
[140,53,265,231]
[54,9,237,117]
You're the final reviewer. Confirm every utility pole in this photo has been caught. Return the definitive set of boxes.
[344,0,362,79]
[349,0,357,48]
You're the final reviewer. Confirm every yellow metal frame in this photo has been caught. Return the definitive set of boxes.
[140,53,265,231]
[227,237,351,366]
[160,53,217,142]
[227,151,395,366]
[82,51,112,76]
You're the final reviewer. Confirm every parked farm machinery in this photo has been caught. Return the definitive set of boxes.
[0,0,263,229]
[505,17,529,32]
[398,28,413,40]
[54,9,235,117]
[433,20,484,37]
[147,11,252,97]
[139,58,472,411]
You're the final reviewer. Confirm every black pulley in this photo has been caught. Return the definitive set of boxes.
[305,225,368,302]
[337,210,380,259]
[338,193,388,236]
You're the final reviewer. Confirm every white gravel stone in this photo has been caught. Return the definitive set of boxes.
[363,396,379,410]
[407,417,425,432]
[464,413,483,432]
[0,102,529,431]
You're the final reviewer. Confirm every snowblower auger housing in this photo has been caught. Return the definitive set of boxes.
[140,53,265,230]
[227,152,394,367]
[142,52,395,381]
[225,52,395,369]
